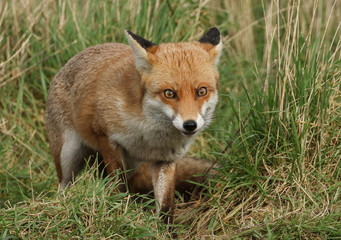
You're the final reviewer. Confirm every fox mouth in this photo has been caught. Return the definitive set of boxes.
[181,130,196,136]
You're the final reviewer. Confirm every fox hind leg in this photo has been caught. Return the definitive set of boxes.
[59,128,88,189]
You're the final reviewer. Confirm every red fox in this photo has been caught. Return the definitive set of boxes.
[46,27,222,223]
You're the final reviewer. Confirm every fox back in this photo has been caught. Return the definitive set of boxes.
[46,28,222,223]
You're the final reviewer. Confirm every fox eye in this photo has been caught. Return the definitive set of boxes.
[196,87,207,97]
[164,89,176,99]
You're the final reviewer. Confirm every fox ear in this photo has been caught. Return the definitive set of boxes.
[125,30,157,72]
[199,27,223,65]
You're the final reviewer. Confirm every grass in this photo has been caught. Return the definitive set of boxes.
[0,0,340,239]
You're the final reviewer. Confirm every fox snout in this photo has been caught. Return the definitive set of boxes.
[172,113,206,136]
[183,120,197,132]
[181,120,199,136]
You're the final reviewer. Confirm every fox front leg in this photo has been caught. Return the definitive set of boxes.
[96,135,126,190]
[151,162,176,224]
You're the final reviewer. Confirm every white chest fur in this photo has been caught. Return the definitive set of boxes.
[110,117,194,165]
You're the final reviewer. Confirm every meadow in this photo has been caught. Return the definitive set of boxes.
[0,0,340,239]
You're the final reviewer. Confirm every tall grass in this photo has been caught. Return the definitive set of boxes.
[1,0,340,239]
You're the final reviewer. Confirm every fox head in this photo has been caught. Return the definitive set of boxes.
[125,28,222,136]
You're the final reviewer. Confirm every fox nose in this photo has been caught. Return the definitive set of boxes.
[183,120,197,132]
